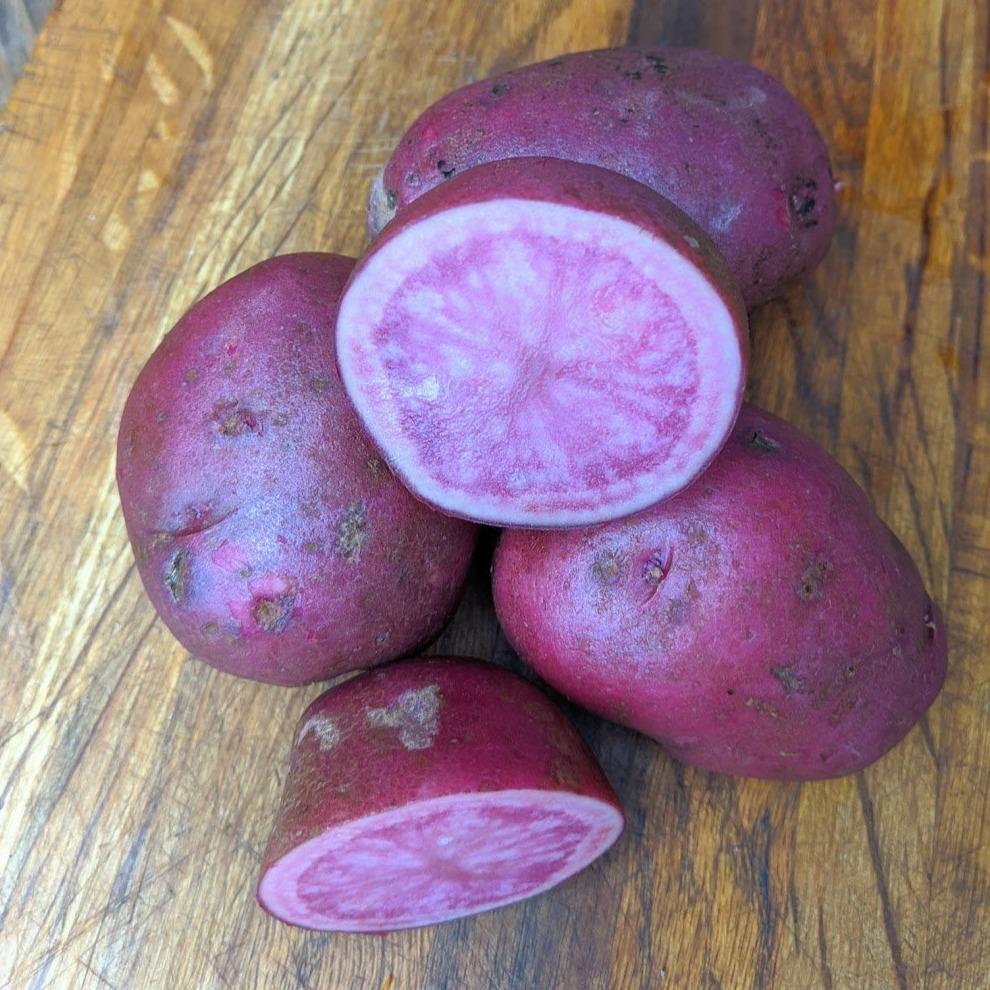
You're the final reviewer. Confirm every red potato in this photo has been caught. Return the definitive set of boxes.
[116,254,477,686]
[492,405,947,780]
[257,658,623,932]
[368,47,836,308]
[339,157,747,529]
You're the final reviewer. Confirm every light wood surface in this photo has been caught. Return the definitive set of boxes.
[1,1,988,987]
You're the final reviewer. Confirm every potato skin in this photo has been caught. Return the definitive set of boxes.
[259,657,622,873]
[116,254,477,685]
[492,406,946,780]
[370,47,836,308]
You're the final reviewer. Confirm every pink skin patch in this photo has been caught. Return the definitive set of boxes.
[338,200,743,526]
[258,790,622,932]
[211,541,252,575]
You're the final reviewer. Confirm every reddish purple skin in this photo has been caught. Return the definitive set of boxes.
[258,656,622,884]
[116,254,477,685]
[493,406,947,780]
[344,157,748,525]
[369,47,836,308]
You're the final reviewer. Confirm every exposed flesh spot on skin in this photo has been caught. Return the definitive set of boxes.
[299,715,342,750]
[336,503,369,562]
[366,685,442,750]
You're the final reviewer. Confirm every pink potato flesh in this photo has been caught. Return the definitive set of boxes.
[257,657,623,931]
[368,47,836,308]
[115,254,477,685]
[339,157,747,528]
[492,405,947,780]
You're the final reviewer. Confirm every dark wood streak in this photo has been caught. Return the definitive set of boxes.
[855,774,909,990]
[816,904,834,990]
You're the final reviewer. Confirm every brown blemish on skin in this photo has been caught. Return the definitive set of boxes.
[592,549,627,586]
[797,557,831,601]
[201,621,219,636]
[310,376,330,392]
[183,368,200,383]
[148,531,173,551]
[253,593,295,633]
[164,549,190,603]
[214,400,261,437]
[746,697,780,718]
[772,666,802,693]
[366,685,441,750]
[336,502,369,562]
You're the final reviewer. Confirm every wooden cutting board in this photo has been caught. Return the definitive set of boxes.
[1,1,987,987]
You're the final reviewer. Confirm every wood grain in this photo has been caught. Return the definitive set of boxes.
[0,0,987,988]
[0,0,54,107]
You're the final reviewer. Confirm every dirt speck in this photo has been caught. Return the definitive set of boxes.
[771,666,802,693]
[299,714,342,750]
[645,53,669,76]
[366,685,441,750]
[336,502,369,562]
[747,430,780,452]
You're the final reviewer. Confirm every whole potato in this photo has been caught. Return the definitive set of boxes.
[116,254,477,685]
[369,47,837,308]
[492,405,946,780]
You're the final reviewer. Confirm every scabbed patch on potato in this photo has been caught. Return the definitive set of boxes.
[369,46,836,308]
[339,157,747,529]
[257,657,623,932]
[116,253,477,686]
[492,405,946,780]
